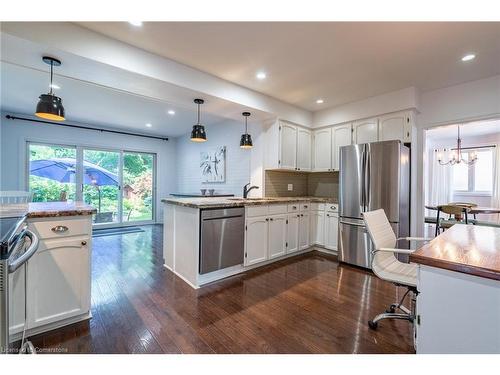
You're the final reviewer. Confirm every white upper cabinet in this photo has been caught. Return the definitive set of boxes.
[332,124,352,171]
[297,128,312,171]
[313,128,332,171]
[378,111,412,143]
[279,123,298,170]
[353,118,378,144]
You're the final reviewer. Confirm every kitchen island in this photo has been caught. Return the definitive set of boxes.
[1,201,95,342]
[162,196,338,288]
[410,224,500,353]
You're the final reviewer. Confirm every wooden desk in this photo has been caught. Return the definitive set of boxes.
[410,224,500,353]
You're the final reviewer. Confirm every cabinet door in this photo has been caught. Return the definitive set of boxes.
[245,217,269,266]
[286,214,300,253]
[332,124,352,171]
[268,215,287,259]
[325,212,339,251]
[379,112,409,142]
[279,123,297,170]
[299,213,310,250]
[9,265,26,335]
[297,128,312,171]
[353,118,378,144]
[310,211,325,246]
[27,237,90,329]
[313,128,332,171]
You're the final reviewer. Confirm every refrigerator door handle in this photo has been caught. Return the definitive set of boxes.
[360,145,366,213]
[365,145,371,211]
[339,219,365,227]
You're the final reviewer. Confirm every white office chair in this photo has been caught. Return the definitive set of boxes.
[363,209,430,330]
[0,191,33,204]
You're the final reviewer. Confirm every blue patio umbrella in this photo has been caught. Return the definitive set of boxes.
[30,158,119,212]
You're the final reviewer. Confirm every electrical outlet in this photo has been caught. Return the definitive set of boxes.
[287,184,293,191]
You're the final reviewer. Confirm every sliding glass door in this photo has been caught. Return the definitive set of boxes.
[27,142,156,227]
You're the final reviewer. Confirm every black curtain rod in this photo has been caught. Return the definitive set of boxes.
[5,115,169,141]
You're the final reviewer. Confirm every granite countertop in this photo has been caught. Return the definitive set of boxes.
[410,224,500,281]
[162,196,338,209]
[0,201,96,219]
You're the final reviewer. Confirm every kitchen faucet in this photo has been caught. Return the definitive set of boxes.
[243,183,259,199]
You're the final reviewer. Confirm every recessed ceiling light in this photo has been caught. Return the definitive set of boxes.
[461,54,476,62]
[167,110,175,115]
[129,21,143,27]
[50,83,60,90]
[145,123,152,128]
[316,99,324,104]
[256,72,267,80]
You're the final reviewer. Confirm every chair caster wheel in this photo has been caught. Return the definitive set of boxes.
[368,320,378,330]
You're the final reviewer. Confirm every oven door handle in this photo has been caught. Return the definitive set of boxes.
[8,230,39,274]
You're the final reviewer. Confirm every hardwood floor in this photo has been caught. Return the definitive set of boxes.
[25,224,414,354]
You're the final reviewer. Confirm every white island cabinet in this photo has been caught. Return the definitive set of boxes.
[9,203,93,341]
[163,198,335,289]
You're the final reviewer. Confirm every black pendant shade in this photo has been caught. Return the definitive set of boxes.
[240,111,253,149]
[190,98,207,142]
[35,56,65,122]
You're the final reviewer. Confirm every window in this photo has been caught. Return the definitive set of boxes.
[452,148,494,195]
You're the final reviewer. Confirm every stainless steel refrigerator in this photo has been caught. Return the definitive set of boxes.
[339,140,410,268]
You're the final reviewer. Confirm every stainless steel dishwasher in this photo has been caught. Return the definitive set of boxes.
[200,207,245,274]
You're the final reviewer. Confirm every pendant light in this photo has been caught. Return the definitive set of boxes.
[435,125,478,166]
[240,112,253,149]
[35,56,65,121]
[190,98,207,142]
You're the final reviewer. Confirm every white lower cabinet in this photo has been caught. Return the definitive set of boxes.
[245,217,269,266]
[27,237,91,329]
[299,213,310,250]
[268,215,287,259]
[9,215,92,336]
[310,210,325,246]
[325,212,339,251]
[286,213,300,253]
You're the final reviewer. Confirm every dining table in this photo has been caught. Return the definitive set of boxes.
[425,204,500,215]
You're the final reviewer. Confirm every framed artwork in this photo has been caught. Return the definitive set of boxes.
[200,146,226,183]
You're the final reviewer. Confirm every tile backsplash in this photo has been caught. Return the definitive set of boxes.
[265,170,339,198]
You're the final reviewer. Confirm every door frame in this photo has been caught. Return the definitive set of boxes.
[25,141,157,228]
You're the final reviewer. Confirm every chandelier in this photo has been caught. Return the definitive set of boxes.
[435,125,477,166]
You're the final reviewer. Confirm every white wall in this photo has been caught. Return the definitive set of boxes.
[0,113,177,222]
[415,75,500,235]
[175,119,262,196]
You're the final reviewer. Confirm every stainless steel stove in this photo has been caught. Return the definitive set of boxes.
[0,214,38,354]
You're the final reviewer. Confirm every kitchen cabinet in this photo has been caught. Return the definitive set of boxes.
[286,213,300,253]
[378,111,412,143]
[27,236,90,329]
[310,210,325,246]
[353,118,378,144]
[245,217,269,266]
[299,212,310,250]
[297,128,312,171]
[268,214,287,259]
[313,128,332,172]
[8,266,26,335]
[325,211,339,251]
[332,124,352,170]
[280,122,298,170]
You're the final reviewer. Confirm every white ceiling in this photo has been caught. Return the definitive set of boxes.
[427,118,500,140]
[77,22,500,111]
[0,62,231,137]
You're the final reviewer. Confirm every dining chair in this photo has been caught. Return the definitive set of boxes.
[0,191,33,204]
[363,209,431,331]
[435,204,470,237]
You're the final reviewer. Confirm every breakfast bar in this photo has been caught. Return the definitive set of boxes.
[410,224,500,354]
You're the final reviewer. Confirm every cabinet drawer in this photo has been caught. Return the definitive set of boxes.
[310,203,325,211]
[246,205,269,218]
[299,202,311,211]
[287,203,300,213]
[28,216,91,240]
[326,204,338,212]
[268,204,287,215]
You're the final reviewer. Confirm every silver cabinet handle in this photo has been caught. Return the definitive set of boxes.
[8,230,39,273]
[81,240,87,246]
[51,225,69,233]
